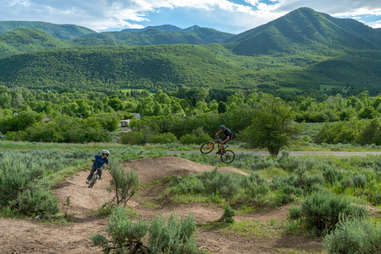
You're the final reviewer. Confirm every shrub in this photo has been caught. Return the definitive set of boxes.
[149,215,200,254]
[323,166,343,184]
[324,219,381,254]
[219,205,235,224]
[288,207,302,220]
[121,131,146,145]
[150,132,178,144]
[171,169,242,200]
[240,173,270,205]
[278,154,300,172]
[12,186,58,218]
[301,192,368,236]
[180,133,210,145]
[352,174,367,188]
[109,162,139,206]
[92,207,149,253]
[340,176,354,188]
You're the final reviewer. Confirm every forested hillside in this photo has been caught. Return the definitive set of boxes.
[0,8,381,94]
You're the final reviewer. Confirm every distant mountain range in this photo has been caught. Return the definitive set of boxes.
[1,8,381,94]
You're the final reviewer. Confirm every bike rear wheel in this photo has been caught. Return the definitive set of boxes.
[88,172,99,188]
[220,150,235,164]
[200,142,215,154]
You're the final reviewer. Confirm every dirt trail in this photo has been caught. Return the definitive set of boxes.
[0,156,322,254]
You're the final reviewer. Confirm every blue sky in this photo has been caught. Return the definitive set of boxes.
[1,0,381,33]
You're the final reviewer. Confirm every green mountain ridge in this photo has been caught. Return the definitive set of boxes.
[73,26,233,46]
[0,28,70,58]
[227,7,381,55]
[0,21,95,40]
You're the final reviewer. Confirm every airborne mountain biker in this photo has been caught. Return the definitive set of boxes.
[86,150,110,184]
[215,125,232,154]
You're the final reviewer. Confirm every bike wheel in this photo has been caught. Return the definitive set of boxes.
[200,142,215,154]
[220,150,235,164]
[88,174,98,188]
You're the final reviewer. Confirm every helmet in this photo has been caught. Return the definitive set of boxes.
[102,150,110,156]
[219,125,226,130]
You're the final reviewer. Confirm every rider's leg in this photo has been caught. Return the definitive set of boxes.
[87,166,96,181]
[98,167,103,180]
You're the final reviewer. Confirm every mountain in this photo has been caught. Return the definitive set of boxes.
[74,26,233,46]
[0,21,95,40]
[122,24,182,32]
[0,45,239,89]
[227,7,381,55]
[0,28,69,58]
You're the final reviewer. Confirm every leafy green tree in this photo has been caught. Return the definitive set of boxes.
[243,96,298,157]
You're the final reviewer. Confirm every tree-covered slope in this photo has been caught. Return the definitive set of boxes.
[73,26,233,46]
[227,7,381,55]
[0,28,70,58]
[0,45,239,89]
[0,21,95,40]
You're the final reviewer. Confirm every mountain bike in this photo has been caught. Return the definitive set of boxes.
[200,139,235,164]
[88,168,102,188]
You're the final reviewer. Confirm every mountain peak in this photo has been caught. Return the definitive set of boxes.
[145,24,182,31]
[227,7,381,55]
[185,25,201,31]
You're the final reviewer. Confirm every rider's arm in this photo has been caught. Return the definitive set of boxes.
[215,129,223,137]
[221,136,231,144]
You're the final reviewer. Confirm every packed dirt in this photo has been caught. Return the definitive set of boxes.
[0,156,323,254]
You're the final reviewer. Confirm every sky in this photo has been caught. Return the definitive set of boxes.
[1,0,381,33]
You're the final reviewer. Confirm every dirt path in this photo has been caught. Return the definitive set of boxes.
[0,156,322,254]
[169,150,381,157]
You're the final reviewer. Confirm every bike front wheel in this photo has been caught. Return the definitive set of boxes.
[200,142,215,154]
[220,150,235,164]
[88,174,99,188]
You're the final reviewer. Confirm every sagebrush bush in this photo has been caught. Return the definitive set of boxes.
[301,192,368,236]
[110,162,139,206]
[171,169,242,199]
[92,207,149,253]
[288,207,302,220]
[12,186,59,218]
[240,173,270,205]
[278,154,300,172]
[219,205,235,224]
[323,166,343,184]
[324,219,381,254]
[352,174,367,188]
[149,215,200,254]
[0,150,89,216]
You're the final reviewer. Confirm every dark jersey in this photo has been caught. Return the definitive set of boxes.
[223,128,233,139]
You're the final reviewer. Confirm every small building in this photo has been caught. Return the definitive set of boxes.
[42,118,52,123]
[132,113,141,120]
[120,120,131,128]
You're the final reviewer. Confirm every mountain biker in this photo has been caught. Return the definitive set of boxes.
[86,150,110,184]
[215,125,232,154]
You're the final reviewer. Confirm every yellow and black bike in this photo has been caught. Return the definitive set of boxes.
[200,139,235,164]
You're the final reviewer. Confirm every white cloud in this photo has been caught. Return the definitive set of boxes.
[0,0,381,32]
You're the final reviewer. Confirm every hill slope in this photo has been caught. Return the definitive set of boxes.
[74,26,233,46]
[227,7,381,55]
[0,28,69,58]
[0,21,95,40]
[0,45,238,89]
